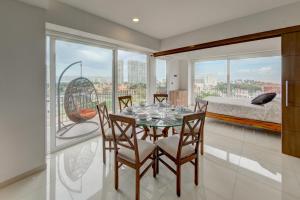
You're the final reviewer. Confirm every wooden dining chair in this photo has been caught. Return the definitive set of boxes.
[172,98,208,155]
[118,95,132,112]
[156,112,206,197]
[194,98,208,113]
[109,114,156,200]
[144,94,169,142]
[118,95,146,136]
[194,98,208,155]
[153,93,168,104]
[96,102,133,164]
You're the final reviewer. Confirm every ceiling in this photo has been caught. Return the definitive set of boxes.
[20,0,300,39]
[165,37,281,60]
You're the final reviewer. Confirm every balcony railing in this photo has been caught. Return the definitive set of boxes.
[56,88,146,124]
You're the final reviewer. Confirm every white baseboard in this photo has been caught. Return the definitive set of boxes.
[0,164,46,189]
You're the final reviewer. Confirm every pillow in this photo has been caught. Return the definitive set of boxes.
[251,93,277,105]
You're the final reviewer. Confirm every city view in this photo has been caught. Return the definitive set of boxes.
[194,56,281,99]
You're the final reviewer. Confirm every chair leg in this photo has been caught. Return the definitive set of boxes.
[152,151,156,178]
[195,157,199,185]
[200,133,204,155]
[109,140,112,152]
[102,139,106,164]
[162,127,169,137]
[136,169,140,200]
[176,165,181,197]
[114,158,119,190]
[141,127,148,140]
[156,148,159,174]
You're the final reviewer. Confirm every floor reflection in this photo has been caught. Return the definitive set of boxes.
[49,139,102,200]
[205,144,282,182]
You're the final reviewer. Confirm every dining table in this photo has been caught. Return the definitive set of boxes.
[120,103,194,138]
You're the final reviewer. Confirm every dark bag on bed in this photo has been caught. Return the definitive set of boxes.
[251,92,277,105]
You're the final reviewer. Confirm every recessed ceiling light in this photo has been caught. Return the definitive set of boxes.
[132,18,140,23]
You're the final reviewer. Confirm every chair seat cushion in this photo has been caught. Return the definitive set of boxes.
[79,108,97,119]
[118,139,156,163]
[156,135,195,159]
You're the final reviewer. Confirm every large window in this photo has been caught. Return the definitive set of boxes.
[193,56,281,99]
[47,35,150,152]
[117,50,148,105]
[194,60,228,98]
[155,59,167,93]
[230,57,281,98]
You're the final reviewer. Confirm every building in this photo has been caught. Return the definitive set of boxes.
[127,60,147,84]
[118,60,124,84]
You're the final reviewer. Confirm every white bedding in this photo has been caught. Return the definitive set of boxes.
[204,96,281,123]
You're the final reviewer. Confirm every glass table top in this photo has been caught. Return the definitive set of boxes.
[120,104,194,127]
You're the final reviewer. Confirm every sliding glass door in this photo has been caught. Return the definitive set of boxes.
[47,36,150,152]
[47,36,113,151]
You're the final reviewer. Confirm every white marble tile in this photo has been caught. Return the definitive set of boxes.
[1,120,300,200]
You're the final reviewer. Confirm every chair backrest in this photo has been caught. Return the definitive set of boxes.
[153,94,168,104]
[96,102,110,139]
[118,95,132,112]
[177,112,206,160]
[194,98,208,113]
[109,114,139,163]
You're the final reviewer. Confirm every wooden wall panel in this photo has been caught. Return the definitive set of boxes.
[282,32,300,157]
[169,90,188,106]
[282,131,300,157]
[282,56,300,80]
[282,32,300,56]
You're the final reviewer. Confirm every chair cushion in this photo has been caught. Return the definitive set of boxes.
[118,139,156,163]
[156,135,195,159]
[251,92,277,105]
[79,108,97,119]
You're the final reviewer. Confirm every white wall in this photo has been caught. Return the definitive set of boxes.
[167,59,189,91]
[178,60,189,90]
[167,60,180,91]
[0,0,46,183]
[46,0,160,51]
[161,1,300,50]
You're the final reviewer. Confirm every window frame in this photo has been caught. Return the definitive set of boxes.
[191,51,281,103]
[46,31,151,153]
[155,58,168,93]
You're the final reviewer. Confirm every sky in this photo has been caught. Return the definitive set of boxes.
[156,59,167,81]
[53,39,148,82]
[48,38,279,85]
[195,56,281,83]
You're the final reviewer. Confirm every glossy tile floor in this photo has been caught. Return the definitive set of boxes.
[1,119,300,200]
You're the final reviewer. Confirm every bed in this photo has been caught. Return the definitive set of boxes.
[204,96,281,132]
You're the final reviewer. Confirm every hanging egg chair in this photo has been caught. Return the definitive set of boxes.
[57,61,99,139]
[64,77,98,123]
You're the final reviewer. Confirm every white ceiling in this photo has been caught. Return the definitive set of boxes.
[20,0,300,39]
[165,37,281,60]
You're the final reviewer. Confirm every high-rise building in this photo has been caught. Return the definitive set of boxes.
[118,60,124,84]
[127,60,146,84]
